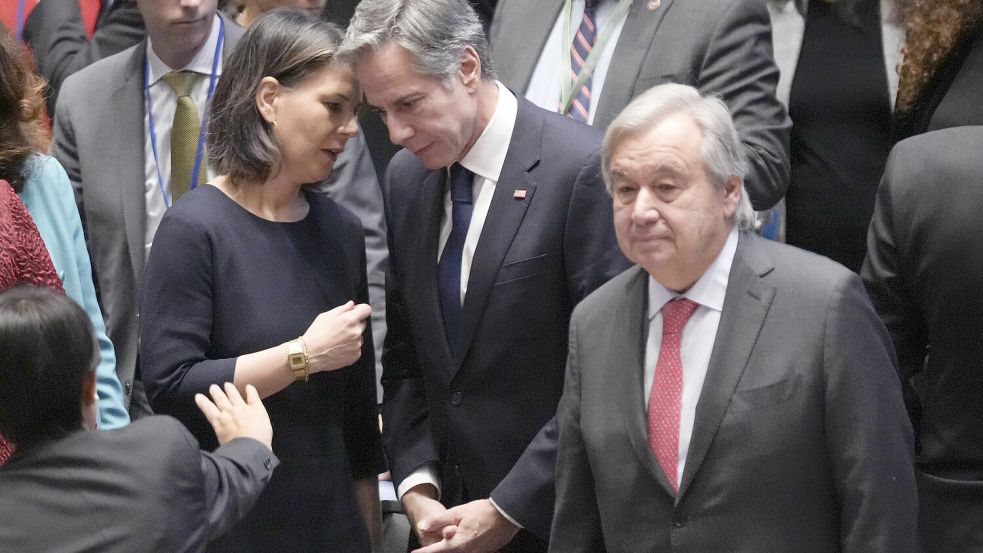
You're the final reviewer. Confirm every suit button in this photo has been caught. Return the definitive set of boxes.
[263,457,273,471]
[671,514,687,529]
[451,391,463,406]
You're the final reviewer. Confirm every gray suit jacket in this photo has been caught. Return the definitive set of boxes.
[551,232,920,553]
[490,0,791,211]
[0,416,277,553]
[52,17,244,410]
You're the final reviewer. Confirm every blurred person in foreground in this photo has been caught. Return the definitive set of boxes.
[863,126,983,553]
[549,83,919,553]
[139,10,383,552]
[0,23,128,429]
[0,285,278,553]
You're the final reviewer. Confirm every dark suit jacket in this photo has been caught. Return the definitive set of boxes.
[23,0,145,116]
[490,0,791,210]
[0,416,277,553]
[52,17,244,412]
[863,126,983,553]
[382,96,628,545]
[551,233,920,553]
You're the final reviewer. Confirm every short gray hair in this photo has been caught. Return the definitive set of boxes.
[207,9,346,184]
[338,0,495,83]
[602,83,756,231]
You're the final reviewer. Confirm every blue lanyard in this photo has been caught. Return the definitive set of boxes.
[144,17,224,207]
[15,0,28,41]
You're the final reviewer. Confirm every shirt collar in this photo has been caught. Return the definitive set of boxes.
[458,81,517,183]
[146,15,223,86]
[648,226,739,320]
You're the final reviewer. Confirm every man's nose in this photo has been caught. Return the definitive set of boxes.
[386,114,414,146]
[632,187,662,222]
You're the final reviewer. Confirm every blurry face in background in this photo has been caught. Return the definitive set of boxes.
[270,63,359,185]
[249,0,328,18]
[137,0,219,66]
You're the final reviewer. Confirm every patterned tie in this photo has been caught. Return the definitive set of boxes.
[437,163,474,352]
[565,0,598,123]
[162,71,206,202]
[647,297,698,492]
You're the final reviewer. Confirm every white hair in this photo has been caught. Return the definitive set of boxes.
[602,83,756,231]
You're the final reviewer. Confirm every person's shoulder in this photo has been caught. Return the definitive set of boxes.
[751,234,855,293]
[112,415,201,453]
[520,98,603,150]
[157,185,228,235]
[61,41,142,95]
[573,265,645,322]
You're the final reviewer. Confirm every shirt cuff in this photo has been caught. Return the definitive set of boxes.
[396,461,442,501]
[489,497,524,529]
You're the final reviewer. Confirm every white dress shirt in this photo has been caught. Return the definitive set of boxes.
[143,15,222,262]
[397,82,519,503]
[645,227,738,489]
[523,0,629,125]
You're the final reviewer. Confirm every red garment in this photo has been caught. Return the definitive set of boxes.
[0,179,64,464]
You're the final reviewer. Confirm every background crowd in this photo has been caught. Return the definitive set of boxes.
[0,0,981,552]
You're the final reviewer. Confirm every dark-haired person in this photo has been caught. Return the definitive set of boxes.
[140,10,382,552]
[892,0,983,141]
[0,285,278,552]
[0,23,129,430]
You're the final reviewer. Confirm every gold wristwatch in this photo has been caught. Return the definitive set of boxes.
[287,338,309,382]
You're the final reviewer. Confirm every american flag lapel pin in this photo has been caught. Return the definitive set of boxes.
[513,189,527,200]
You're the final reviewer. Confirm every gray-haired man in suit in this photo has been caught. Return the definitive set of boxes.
[550,83,920,553]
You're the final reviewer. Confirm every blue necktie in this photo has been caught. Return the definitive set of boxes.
[438,163,474,351]
[566,0,598,123]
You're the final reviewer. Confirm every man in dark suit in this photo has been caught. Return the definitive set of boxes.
[340,1,628,551]
[53,0,244,417]
[550,83,920,553]
[489,0,790,212]
[0,285,278,552]
[863,126,983,553]
[23,0,145,116]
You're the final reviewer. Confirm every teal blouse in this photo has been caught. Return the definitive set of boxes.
[18,155,129,429]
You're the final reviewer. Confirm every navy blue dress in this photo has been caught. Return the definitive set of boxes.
[140,184,382,552]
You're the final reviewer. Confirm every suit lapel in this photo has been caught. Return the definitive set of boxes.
[677,233,776,498]
[618,268,678,496]
[449,100,541,377]
[595,0,676,128]
[114,42,150,289]
[495,0,564,92]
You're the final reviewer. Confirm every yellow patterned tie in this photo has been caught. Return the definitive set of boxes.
[162,71,207,202]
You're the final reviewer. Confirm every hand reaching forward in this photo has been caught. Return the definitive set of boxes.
[303,301,372,373]
[195,383,273,450]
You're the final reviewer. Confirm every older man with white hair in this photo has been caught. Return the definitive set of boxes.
[549,83,920,553]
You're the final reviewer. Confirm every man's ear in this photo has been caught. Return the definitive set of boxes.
[457,46,482,90]
[255,76,281,124]
[722,175,742,217]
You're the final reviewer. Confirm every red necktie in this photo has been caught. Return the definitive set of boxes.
[647,297,698,491]
[564,0,598,123]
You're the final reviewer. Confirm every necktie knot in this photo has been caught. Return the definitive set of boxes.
[662,297,698,337]
[449,163,474,204]
[163,70,196,97]
[585,0,599,11]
